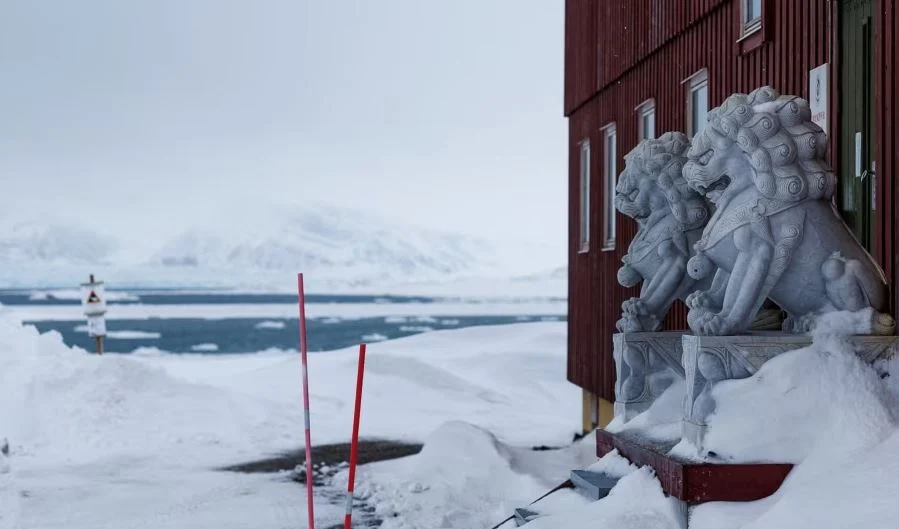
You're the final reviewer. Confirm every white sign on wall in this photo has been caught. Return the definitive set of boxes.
[809,63,828,135]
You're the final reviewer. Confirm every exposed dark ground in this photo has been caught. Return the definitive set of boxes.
[222,440,423,477]
[222,440,423,528]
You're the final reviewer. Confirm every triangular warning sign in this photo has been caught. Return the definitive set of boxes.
[86,291,101,304]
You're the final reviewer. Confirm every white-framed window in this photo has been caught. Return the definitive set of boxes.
[578,138,591,253]
[637,99,656,141]
[742,0,762,33]
[687,70,709,138]
[601,124,617,251]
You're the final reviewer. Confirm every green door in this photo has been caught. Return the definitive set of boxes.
[839,0,875,250]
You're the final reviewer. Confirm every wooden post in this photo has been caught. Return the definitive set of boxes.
[297,273,315,529]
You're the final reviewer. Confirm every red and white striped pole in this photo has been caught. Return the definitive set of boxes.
[344,343,367,529]
[297,273,315,529]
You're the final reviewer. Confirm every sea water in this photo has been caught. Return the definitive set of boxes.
[4,290,565,354]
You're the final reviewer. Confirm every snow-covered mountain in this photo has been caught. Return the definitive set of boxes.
[0,203,564,294]
[152,205,504,279]
[0,222,118,266]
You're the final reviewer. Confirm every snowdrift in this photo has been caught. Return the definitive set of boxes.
[430,310,899,529]
[0,313,581,528]
[341,422,596,529]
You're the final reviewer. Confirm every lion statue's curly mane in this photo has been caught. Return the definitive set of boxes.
[618,131,709,232]
[686,86,835,204]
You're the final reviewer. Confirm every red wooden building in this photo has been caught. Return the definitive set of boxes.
[565,0,899,429]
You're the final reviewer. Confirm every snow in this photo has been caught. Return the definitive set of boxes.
[605,379,685,444]
[674,308,892,463]
[73,325,161,339]
[191,343,220,352]
[528,466,685,529]
[341,422,596,529]
[0,316,580,528]
[684,310,899,529]
[362,333,388,342]
[9,300,566,322]
[254,320,286,330]
[499,309,899,529]
[11,295,896,529]
[398,325,434,333]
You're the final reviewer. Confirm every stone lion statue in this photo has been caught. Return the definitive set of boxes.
[615,132,712,332]
[683,86,894,335]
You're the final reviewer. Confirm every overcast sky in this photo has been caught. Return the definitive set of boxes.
[1,1,566,259]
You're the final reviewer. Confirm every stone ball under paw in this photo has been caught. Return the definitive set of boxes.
[687,253,714,280]
[617,265,641,287]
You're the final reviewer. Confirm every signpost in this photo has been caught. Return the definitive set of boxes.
[80,274,107,354]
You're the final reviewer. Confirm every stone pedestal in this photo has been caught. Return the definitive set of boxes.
[612,332,687,421]
[681,333,899,449]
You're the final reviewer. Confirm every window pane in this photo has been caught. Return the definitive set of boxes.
[746,0,762,22]
[692,85,709,136]
[642,110,655,140]
[606,131,616,245]
[579,141,590,251]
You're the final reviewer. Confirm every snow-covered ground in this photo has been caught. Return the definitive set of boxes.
[511,310,899,528]
[0,315,582,528]
[7,298,896,529]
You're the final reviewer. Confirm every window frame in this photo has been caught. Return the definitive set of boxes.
[742,0,763,35]
[636,99,656,141]
[577,138,591,254]
[685,70,709,138]
[601,123,617,252]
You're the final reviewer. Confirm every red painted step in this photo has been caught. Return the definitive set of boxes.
[596,429,793,504]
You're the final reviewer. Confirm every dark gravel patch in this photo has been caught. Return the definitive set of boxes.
[221,440,421,528]
[221,440,423,478]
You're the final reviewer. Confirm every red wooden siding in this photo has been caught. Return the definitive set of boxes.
[566,0,731,115]
[566,0,840,400]
[564,0,597,114]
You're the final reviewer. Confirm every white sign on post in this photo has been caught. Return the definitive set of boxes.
[809,63,828,135]
[80,276,107,338]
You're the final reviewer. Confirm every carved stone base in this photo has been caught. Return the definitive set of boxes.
[613,332,687,421]
[682,333,899,449]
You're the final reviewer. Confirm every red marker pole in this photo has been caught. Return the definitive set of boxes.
[297,273,315,529]
[344,343,367,529]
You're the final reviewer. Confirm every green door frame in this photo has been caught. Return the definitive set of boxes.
[839,0,876,251]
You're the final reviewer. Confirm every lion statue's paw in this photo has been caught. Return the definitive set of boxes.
[688,307,733,335]
[686,290,718,311]
[616,315,642,333]
[622,297,648,316]
[697,313,733,336]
